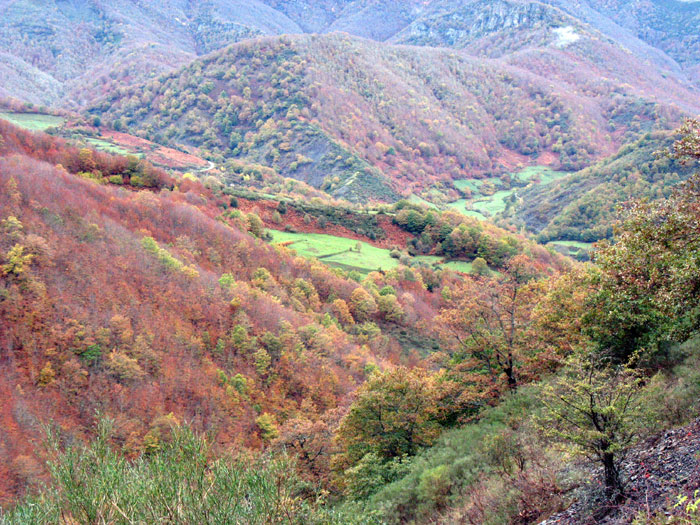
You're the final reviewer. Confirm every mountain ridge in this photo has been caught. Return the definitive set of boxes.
[1,0,697,107]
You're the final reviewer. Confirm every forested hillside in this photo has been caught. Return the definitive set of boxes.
[1,1,700,522]
[2,119,700,523]
[87,31,696,202]
[0,120,566,508]
[510,128,699,242]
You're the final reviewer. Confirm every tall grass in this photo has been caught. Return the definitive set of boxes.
[1,419,370,524]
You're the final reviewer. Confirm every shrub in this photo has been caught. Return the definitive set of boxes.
[0,419,365,524]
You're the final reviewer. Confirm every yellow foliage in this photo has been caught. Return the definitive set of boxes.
[37,362,56,387]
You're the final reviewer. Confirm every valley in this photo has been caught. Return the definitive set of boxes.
[1,1,700,523]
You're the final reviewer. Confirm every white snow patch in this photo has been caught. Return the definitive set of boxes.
[553,26,580,48]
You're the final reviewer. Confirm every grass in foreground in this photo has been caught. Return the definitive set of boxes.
[0,420,370,525]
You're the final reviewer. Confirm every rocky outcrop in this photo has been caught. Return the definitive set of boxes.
[390,0,571,51]
[542,419,700,524]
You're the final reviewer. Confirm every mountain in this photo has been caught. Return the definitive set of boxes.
[0,0,300,106]
[2,3,700,522]
[2,1,697,205]
[85,28,697,201]
[1,0,698,108]
[570,0,700,85]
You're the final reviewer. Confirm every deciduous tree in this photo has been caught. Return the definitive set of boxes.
[439,255,544,390]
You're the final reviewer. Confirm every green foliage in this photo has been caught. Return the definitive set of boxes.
[343,453,412,501]
[1,216,23,238]
[256,413,279,442]
[246,212,265,238]
[522,131,696,244]
[393,204,519,268]
[2,244,33,276]
[470,257,489,276]
[218,272,235,289]
[540,353,643,499]
[0,419,363,524]
[230,325,253,353]
[334,367,441,487]
[141,236,199,278]
[80,344,102,365]
[105,351,146,382]
[583,174,700,363]
[639,337,700,429]
[355,388,544,524]
[377,294,405,323]
[0,112,64,132]
[253,348,271,376]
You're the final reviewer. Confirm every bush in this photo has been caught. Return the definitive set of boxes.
[0,419,369,524]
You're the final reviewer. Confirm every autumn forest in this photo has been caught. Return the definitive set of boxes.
[1,1,700,523]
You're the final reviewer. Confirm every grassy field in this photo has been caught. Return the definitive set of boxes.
[0,112,136,156]
[548,240,594,249]
[473,189,516,216]
[441,260,475,273]
[516,165,568,185]
[453,179,484,193]
[268,230,397,273]
[547,240,595,260]
[85,137,130,155]
[448,166,569,219]
[445,199,488,220]
[0,112,64,131]
[268,230,479,275]
[407,194,439,209]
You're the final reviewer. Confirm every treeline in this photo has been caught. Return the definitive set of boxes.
[391,200,558,270]
[0,119,173,189]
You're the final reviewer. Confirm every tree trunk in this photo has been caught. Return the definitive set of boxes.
[602,452,623,502]
[504,365,517,390]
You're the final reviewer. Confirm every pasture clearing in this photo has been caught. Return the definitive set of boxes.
[0,112,64,131]
[267,230,479,275]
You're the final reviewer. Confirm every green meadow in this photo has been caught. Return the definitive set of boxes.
[85,137,130,155]
[267,230,477,275]
[0,112,65,131]
[448,166,569,218]
[548,240,594,250]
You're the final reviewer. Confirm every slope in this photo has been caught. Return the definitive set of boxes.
[0,120,424,503]
[0,119,571,505]
[0,0,301,107]
[87,31,698,202]
[511,128,699,243]
[2,0,698,109]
